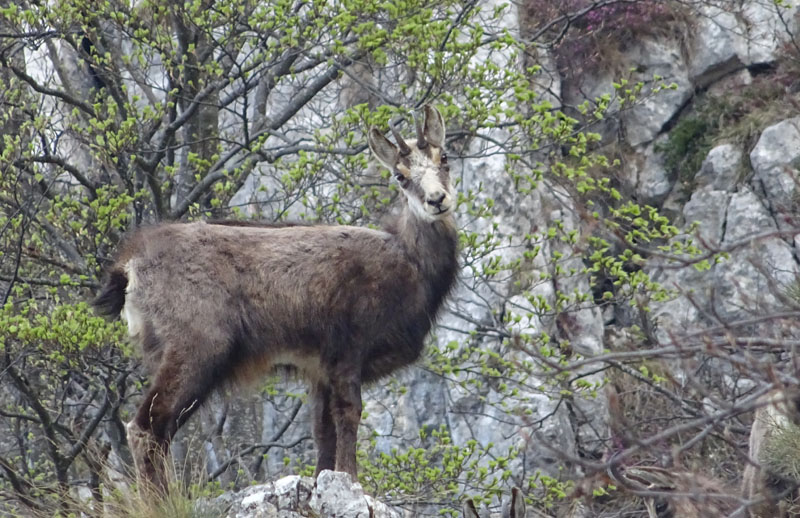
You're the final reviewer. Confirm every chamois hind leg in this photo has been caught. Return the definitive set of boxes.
[311,382,337,476]
[128,341,227,492]
[330,373,362,479]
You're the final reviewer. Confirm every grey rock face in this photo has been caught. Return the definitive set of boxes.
[750,117,800,226]
[683,190,731,247]
[622,39,693,147]
[688,5,744,87]
[632,136,675,204]
[652,181,798,342]
[740,1,799,65]
[601,2,800,200]
[689,2,799,83]
[714,187,797,322]
[649,120,800,340]
[695,144,742,192]
[648,188,729,342]
[562,37,694,149]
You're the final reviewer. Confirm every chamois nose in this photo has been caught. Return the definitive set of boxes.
[426,191,446,207]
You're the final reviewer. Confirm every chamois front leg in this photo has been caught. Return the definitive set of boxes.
[311,382,337,475]
[330,374,362,479]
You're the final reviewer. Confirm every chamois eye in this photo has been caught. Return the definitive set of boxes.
[440,152,448,164]
[394,171,409,187]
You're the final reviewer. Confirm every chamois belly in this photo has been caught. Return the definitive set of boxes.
[360,333,428,383]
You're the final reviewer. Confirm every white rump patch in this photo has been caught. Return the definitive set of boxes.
[122,261,143,338]
[124,261,139,292]
[122,301,144,338]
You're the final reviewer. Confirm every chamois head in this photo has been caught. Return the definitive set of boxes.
[368,105,453,221]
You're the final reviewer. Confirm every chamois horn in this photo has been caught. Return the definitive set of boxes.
[415,110,428,149]
[391,123,412,156]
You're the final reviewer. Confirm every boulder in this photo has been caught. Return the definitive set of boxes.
[713,187,797,323]
[688,2,799,81]
[633,136,675,204]
[219,472,402,518]
[739,2,800,65]
[750,117,800,226]
[622,39,693,147]
[688,5,744,87]
[695,144,742,193]
[682,189,731,247]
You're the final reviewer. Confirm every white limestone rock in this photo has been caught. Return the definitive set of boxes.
[683,190,731,247]
[219,472,402,518]
[713,187,797,323]
[688,5,744,87]
[750,117,800,226]
[695,144,742,193]
[622,39,693,147]
[739,1,800,65]
[633,136,674,204]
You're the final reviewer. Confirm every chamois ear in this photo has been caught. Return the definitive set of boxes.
[461,498,480,518]
[422,105,446,148]
[368,127,399,170]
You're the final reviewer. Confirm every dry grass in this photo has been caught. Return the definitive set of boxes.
[760,418,800,484]
[13,446,228,518]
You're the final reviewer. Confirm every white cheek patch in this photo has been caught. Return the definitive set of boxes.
[419,169,453,216]
[406,193,435,221]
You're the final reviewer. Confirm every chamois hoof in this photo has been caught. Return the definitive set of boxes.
[126,420,168,493]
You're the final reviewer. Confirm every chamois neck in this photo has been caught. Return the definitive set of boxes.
[390,206,459,289]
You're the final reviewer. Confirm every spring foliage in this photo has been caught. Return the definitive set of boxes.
[0,0,737,516]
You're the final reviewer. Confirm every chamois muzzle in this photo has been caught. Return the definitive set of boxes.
[426,191,447,211]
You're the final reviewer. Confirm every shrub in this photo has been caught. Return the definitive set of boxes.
[521,0,683,76]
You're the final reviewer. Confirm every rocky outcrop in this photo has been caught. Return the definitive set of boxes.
[651,130,800,340]
[621,39,693,147]
[750,117,800,230]
[212,471,401,518]
[695,144,742,193]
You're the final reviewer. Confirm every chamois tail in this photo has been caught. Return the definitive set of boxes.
[93,269,127,318]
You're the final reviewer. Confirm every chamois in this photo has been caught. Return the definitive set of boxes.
[93,105,459,490]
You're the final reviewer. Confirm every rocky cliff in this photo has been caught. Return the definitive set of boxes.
[207,1,800,516]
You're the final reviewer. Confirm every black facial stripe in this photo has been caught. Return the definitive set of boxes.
[404,178,425,201]
[395,172,410,188]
